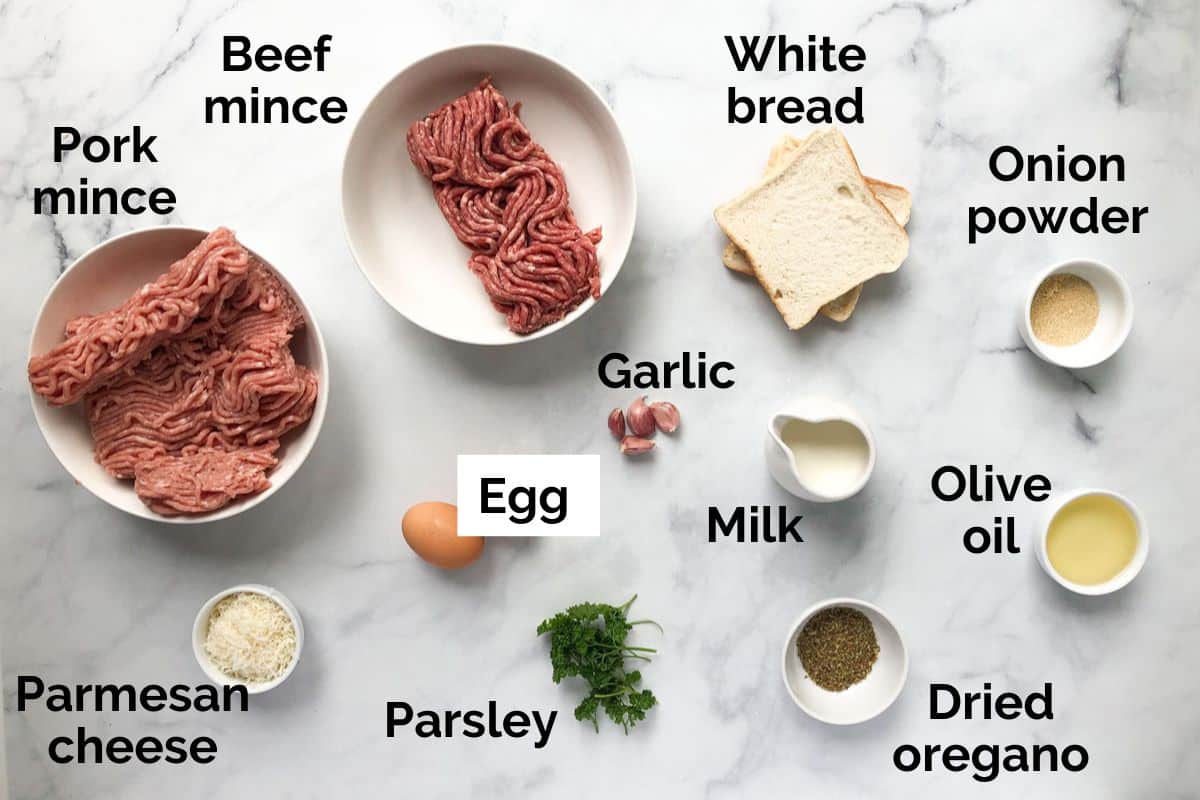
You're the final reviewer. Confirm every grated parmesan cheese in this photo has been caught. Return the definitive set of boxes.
[203,592,296,684]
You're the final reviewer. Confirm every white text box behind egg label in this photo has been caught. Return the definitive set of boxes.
[456,455,600,537]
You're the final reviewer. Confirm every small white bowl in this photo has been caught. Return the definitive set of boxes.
[781,598,908,725]
[28,226,329,524]
[1019,258,1133,368]
[342,42,637,345]
[1035,488,1148,596]
[192,584,304,694]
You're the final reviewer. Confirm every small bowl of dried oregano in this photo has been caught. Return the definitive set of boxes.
[781,597,908,725]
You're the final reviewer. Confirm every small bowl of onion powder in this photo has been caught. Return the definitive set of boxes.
[1020,259,1133,368]
[193,584,303,694]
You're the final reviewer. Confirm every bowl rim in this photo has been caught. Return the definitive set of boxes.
[1035,487,1148,596]
[780,596,909,725]
[191,583,304,694]
[27,224,330,525]
[1019,257,1133,368]
[339,40,638,346]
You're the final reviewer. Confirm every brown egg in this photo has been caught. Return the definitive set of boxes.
[401,502,484,570]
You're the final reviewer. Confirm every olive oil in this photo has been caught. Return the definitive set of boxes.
[1046,494,1138,585]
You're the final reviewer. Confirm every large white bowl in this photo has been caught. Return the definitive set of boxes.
[781,598,908,725]
[342,42,636,345]
[28,226,329,524]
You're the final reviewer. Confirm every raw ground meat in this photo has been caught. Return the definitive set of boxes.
[28,228,318,516]
[406,78,602,335]
[29,228,252,407]
[133,447,279,517]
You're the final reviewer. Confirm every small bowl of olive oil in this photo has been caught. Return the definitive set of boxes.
[1036,489,1147,595]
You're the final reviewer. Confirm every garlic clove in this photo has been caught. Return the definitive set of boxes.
[650,401,680,434]
[619,435,656,455]
[608,408,626,439]
[627,395,656,437]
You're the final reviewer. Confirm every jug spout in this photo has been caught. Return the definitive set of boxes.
[764,413,808,499]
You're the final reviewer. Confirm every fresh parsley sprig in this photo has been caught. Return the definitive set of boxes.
[536,595,661,733]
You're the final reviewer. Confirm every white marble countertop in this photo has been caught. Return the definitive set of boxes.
[3,0,1199,797]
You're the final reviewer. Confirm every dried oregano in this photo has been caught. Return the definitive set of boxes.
[796,606,879,691]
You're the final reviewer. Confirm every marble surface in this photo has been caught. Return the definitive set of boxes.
[2,0,1199,797]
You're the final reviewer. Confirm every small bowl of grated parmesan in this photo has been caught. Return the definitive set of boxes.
[192,585,303,694]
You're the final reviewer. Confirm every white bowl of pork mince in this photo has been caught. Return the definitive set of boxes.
[341,42,637,345]
[27,226,329,524]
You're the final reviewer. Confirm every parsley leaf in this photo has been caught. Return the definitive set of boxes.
[536,595,660,733]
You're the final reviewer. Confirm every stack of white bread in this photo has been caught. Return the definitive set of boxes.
[715,128,911,328]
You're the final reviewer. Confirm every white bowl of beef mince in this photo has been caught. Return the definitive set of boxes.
[342,43,636,345]
[28,226,329,523]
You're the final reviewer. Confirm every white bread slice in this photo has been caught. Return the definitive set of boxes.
[767,132,816,173]
[767,137,912,229]
[714,128,909,330]
[811,179,911,322]
[864,180,912,227]
[819,284,863,322]
[723,134,912,323]
[723,177,911,273]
